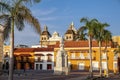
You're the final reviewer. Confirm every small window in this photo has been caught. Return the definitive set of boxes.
[71,53,75,59]
[113,62,117,69]
[66,36,68,39]
[44,37,46,40]
[36,64,39,70]
[42,37,44,40]
[69,36,71,39]
[102,53,107,59]
[80,53,85,59]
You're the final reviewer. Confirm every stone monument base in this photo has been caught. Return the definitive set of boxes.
[54,67,69,75]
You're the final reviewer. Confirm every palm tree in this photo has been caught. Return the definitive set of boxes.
[0,0,41,80]
[80,17,98,78]
[76,26,87,40]
[103,29,112,77]
[94,22,109,77]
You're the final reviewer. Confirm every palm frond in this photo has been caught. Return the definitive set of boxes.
[78,26,87,33]
[103,29,112,42]
[0,14,9,19]
[15,13,24,31]
[0,14,10,24]
[80,17,88,23]
[17,5,41,34]
[0,1,11,13]
[3,17,11,41]
[22,0,41,6]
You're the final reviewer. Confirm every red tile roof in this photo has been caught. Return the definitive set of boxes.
[54,40,113,48]
[14,48,34,52]
[34,48,54,52]
[14,48,54,52]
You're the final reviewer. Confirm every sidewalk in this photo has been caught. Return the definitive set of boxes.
[66,73,120,80]
[0,70,120,80]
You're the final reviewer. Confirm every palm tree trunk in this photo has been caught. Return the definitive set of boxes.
[99,41,102,77]
[9,18,14,80]
[0,31,4,75]
[89,36,93,78]
[105,43,109,77]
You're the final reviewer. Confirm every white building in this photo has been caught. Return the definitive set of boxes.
[34,48,54,70]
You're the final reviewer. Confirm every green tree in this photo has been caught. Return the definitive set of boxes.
[80,17,98,78]
[94,22,109,77]
[103,29,112,77]
[0,0,41,80]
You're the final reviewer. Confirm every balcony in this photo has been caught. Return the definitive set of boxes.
[70,56,95,60]
[35,59,44,62]
[47,59,52,62]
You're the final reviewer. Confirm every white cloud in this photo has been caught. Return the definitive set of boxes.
[32,8,57,16]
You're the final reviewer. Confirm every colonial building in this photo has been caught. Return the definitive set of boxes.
[34,48,54,70]
[13,47,54,70]
[14,48,35,70]
[54,41,118,72]
[2,22,120,73]
[40,22,78,46]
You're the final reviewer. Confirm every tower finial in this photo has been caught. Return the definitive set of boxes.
[71,21,74,26]
[44,25,48,31]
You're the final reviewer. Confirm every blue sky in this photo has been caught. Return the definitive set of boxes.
[12,0,120,46]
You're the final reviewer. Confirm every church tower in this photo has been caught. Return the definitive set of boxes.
[40,25,51,47]
[64,22,77,41]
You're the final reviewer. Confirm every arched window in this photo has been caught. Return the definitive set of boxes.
[47,54,53,62]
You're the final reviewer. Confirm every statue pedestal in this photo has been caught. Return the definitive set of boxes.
[54,67,69,75]
[54,37,69,75]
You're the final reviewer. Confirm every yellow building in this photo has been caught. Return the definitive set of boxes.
[112,36,120,46]
[14,48,35,70]
[54,41,118,72]
[3,46,35,70]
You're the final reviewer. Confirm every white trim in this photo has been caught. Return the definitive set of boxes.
[78,63,85,70]
[92,61,99,70]
[102,62,107,70]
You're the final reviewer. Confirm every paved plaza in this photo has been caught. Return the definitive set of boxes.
[0,70,120,80]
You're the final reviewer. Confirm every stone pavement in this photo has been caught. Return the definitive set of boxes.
[0,70,120,80]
